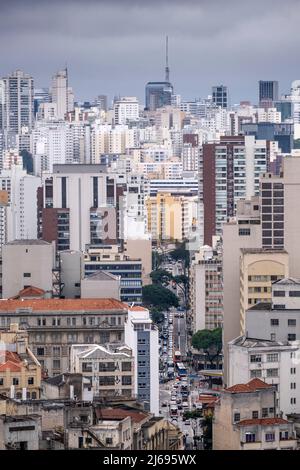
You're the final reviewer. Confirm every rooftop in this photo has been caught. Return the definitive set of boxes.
[225,378,273,394]
[84,271,120,282]
[11,286,46,299]
[96,407,149,424]
[237,417,289,427]
[273,277,300,286]
[0,350,22,372]
[4,239,51,246]
[240,248,287,254]
[230,336,289,348]
[0,298,127,313]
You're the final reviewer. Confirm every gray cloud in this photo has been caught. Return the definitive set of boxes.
[1,0,299,104]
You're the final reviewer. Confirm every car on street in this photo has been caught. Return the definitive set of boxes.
[184,420,191,426]
[182,401,189,409]
[161,401,168,407]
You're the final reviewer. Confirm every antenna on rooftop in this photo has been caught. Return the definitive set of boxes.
[165,35,170,82]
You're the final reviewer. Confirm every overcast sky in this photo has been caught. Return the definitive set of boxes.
[1,0,299,105]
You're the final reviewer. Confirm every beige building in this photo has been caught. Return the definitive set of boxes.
[239,249,289,335]
[223,197,262,385]
[284,156,300,278]
[81,271,121,300]
[213,378,297,450]
[146,192,197,242]
[2,239,56,299]
[0,324,41,400]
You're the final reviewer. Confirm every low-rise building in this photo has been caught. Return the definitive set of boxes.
[213,378,297,450]
[81,271,121,300]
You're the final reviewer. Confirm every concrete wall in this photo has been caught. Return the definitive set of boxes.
[81,277,120,300]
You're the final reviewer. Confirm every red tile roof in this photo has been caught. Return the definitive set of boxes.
[96,408,149,424]
[0,350,22,372]
[0,298,128,313]
[225,378,272,394]
[11,286,46,299]
[238,418,288,427]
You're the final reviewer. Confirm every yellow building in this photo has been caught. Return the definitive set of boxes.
[0,324,41,399]
[146,192,196,242]
[239,249,289,335]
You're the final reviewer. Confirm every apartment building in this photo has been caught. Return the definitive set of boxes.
[239,248,289,335]
[213,378,297,450]
[189,245,223,332]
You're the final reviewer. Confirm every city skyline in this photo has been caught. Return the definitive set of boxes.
[1,0,300,104]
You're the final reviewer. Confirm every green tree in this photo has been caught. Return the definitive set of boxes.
[169,243,190,271]
[202,415,213,450]
[150,269,172,286]
[142,284,179,309]
[150,307,164,325]
[172,274,189,312]
[192,328,222,369]
[152,251,163,270]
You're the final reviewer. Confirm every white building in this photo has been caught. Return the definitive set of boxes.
[124,307,159,415]
[114,97,139,125]
[228,336,300,418]
[50,68,70,119]
[0,164,40,244]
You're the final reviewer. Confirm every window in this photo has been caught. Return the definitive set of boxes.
[291,398,296,405]
[28,377,34,385]
[250,369,262,378]
[288,334,296,341]
[289,291,300,297]
[250,355,261,363]
[53,346,61,357]
[245,433,256,443]
[252,411,259,419]
[288,319,296,326]
[122,362,132,372]
[233,413,240,423]
[239,228,251,236]
[37,347,44,356]
[53,359,61,370]
[273,304,285,310]
[280,431,289,441]
[291,383,296,389]
[12,378,19,385]
[262,408,268,418]
[23,273,31,277]
[269,407,275,414]
[273,291,285,297]
[265,433,275,442]
[291,368,296,374]
[270,333,276,341]
[267,353,278,362]
[267,368,278,377]
[122,376,132,386]
[270,319,279,326]
[106,437,113,445]
[82,362,92,372]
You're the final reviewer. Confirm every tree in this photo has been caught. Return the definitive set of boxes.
[169,243,190,272]
[152,251,163,271]
[172,274,189,312]
[150,307,164,325]
[142,284,179,309]
[202,415,213,450]
[150,269,172,286]
[192,328,222,369]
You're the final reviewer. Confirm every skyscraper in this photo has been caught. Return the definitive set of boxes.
[2,70,34,134]
[212,85,228,109]
[50,68,74,119]
[259,80,279,107]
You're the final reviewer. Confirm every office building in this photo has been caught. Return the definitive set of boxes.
[124,307,159,415]
[50,68,73,119]
[2,70,34,134]
[212,85,228,109]
[114,97,139,125]
[145,82,173,111]
[259,80,279,108]
[213,378,297,450]
[34,88,50,116]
